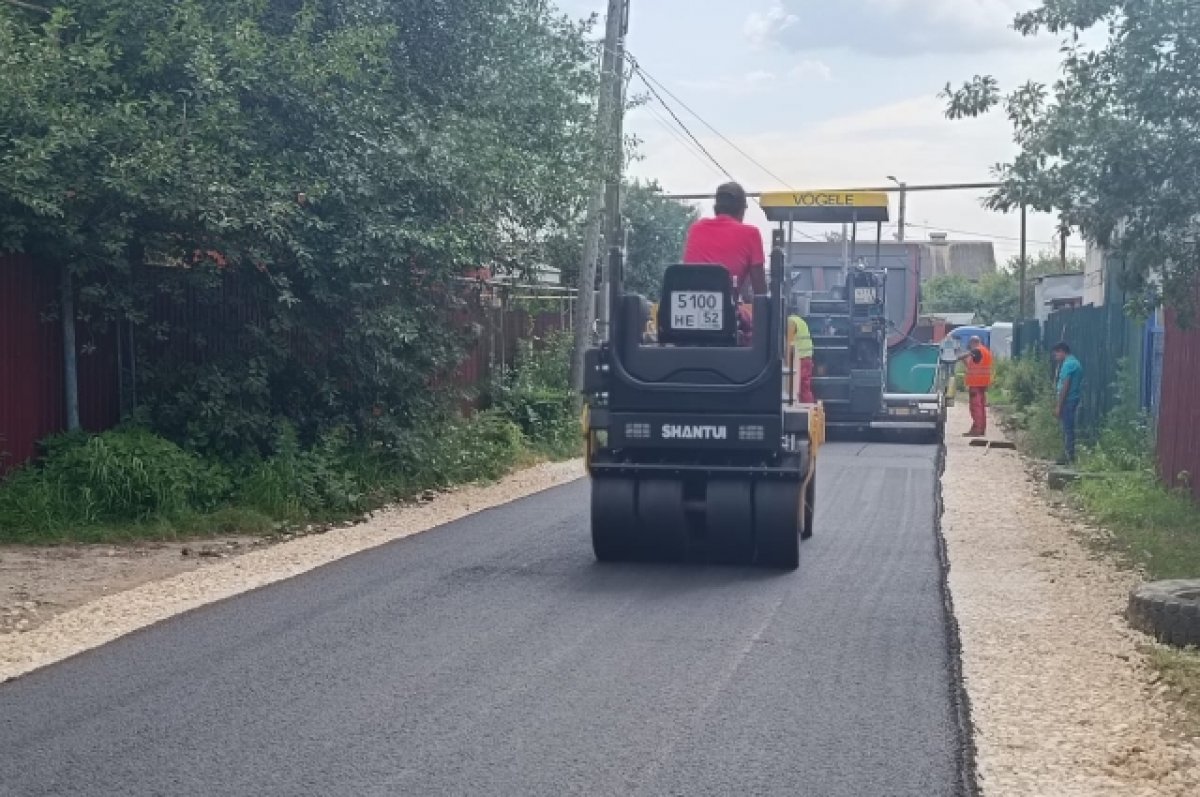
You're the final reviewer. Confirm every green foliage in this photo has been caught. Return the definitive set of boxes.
[552,179,698,297]
[941,0,1200,321]
[0,409,538,542]
[237,425,364,520]
[383,410,527,493]
[921,250,1085,324]
[0,0,601,457]
[993,351,1061,459]
[623,180,700,298]
[1003,354,1200,582]
[489,331,580,458]
[0,427,232,538]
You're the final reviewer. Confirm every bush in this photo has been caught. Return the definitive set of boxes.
[0,427,232,539]
[489,331,580,458]
[237,424,365,520]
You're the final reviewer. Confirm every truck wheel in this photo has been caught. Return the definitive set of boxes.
[754,481,801,570]
[801,476,815,540]
[705,479,754,565]
[637,479,688,561]
[1128,580,1200,647]
[592,478,637,562]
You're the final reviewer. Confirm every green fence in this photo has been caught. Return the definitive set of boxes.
[1026,303,1142,438]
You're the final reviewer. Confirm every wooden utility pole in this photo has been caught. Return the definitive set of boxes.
[570,0,628,396]
[598,0,630,340]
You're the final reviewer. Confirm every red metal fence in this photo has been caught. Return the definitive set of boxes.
[2,255,570,474]
[1157,309,1200,502]
[0,255,120,475]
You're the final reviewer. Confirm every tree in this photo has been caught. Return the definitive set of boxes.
[922,250,1085,323]
[551,179,698,297]
[622,180,698,298]
[922,275,981,317]
[0,1,600,456]
[940,0,1200,322]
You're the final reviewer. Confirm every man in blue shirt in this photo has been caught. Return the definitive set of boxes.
[1053,342,1084,464]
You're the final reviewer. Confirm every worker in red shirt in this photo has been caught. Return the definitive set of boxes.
[682,182,768,297]
[682,183,767,341]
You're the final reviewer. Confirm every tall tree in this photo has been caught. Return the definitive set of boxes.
[551,179,698,298]
[940,0,1200,321]
[622,180,699,298]
[0,0,600,456]
[921,251,1084,324]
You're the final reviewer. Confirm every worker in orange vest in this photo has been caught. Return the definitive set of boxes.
[958,336,994,437]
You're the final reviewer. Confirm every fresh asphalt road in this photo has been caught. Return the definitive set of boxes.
[0,442,968,797]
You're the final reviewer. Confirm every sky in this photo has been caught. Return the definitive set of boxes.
[556,0,1092,265]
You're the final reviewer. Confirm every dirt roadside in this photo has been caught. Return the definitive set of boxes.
[0,459,583,682]
[943,403,1200,796]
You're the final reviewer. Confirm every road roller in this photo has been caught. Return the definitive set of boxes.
[580,230,823,569]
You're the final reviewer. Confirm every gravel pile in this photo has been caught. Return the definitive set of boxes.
[1,460,583,683]
[942,407,1200,796]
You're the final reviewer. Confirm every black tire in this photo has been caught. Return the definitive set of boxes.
[1127,580,1200,647]
[754,481,802,570]
[637,479,689,561]
[800,476,815,541]
[591,478,637,562]
[705,479,754,565]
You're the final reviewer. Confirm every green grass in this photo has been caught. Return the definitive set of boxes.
[1074,467,1200,580]
[996,354,1200,726]
[1,332,583,545]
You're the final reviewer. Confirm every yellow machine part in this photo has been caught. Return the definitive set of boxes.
[580,403,592,475]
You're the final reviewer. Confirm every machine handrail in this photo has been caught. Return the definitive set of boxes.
[603,236,787,394]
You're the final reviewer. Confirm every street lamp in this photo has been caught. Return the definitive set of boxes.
[887,175,907,242]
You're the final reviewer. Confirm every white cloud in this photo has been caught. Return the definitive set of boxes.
[679,60,832,95]
[788,59,832,82]
[744,4,799,50]
[747,0,1046,57]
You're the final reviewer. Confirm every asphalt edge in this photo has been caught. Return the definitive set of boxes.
[934,440,982,797]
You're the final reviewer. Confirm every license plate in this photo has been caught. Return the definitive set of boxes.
[670,291,724,331]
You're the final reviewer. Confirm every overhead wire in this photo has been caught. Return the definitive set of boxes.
[627,54,798,192]
[624,53,1089,254]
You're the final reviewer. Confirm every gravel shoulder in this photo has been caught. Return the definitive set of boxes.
[0,459,583,682]
[943,404,1200,796]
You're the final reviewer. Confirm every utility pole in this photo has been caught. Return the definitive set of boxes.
[570,0,628,396]
[598,0,630,340]
[887,176,907,241]
[1018,203,1029,321]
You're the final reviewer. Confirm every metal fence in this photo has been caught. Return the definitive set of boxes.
[1157,309,1200,503]
[1019,301,1143,439]
[0,256,121,475]
[2,257,573,475]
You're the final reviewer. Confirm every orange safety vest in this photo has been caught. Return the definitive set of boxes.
[964,345,994,389]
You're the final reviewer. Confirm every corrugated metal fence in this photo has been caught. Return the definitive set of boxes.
[2,256,570,474]
[1033,302,1143,438]
[0,255,120,475]
[1157,309,1200,503]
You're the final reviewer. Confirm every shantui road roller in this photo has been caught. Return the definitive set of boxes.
[580,230,824,570]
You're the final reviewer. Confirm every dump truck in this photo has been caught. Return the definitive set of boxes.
[580,230,823,570]
[762,191,952,441]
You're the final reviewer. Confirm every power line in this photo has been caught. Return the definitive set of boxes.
[638,103,731,182]
[629,65,735,182]
[627,54,800,192]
